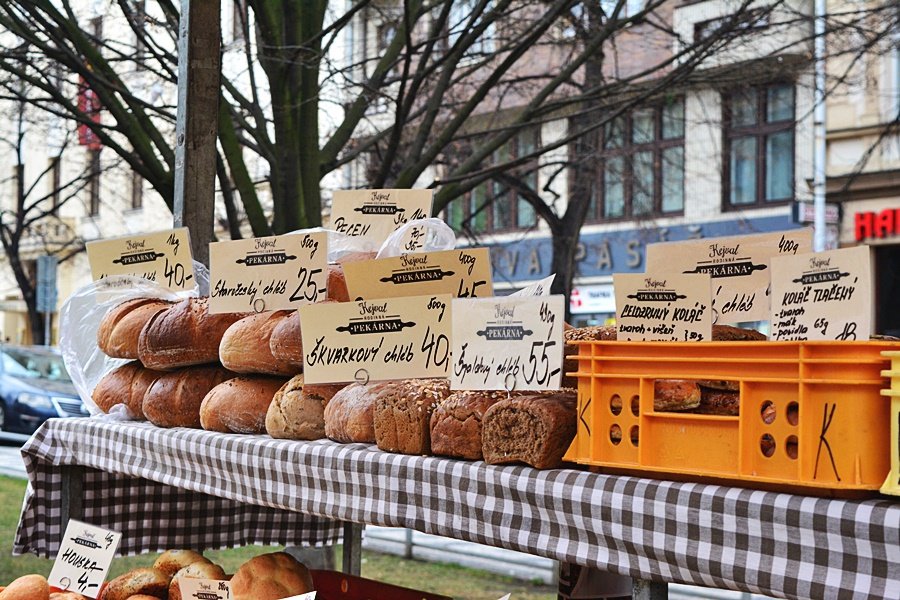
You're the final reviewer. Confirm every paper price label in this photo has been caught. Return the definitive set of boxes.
[283,593,317,600]
[645,229,812,323]
[48,520,122,598]
[342,248,492,301]
[87,228,194,291]
[510,274,555,297]
[769,246,872,341]
[452,296,564,391]
[329,189,432,247]
[208,232,328,314]
[179,578,232,600]
[614,273,712,341]
[299,294,453,384]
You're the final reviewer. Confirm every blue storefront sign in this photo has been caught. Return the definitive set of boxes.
[488,215,803,286]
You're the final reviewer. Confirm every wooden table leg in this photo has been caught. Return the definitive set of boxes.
[342,522,363,576]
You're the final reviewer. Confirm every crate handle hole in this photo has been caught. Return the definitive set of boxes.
[786,402,799,426]
[630,395,640,417]
[629,425,639,447]
[761,400,776,425]
[610,394,623,416]
[610,424,622,446]
[760,434,776,458]
[785,435,798,460]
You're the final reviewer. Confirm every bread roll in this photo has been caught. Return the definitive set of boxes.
[168,561,227,600]
[98,568,168,600]
[374,379,451,455]
[152,549,210,580]
[200,376,288,434]
[230,552,314,600]
[142,366,234,428]
[0,574,49,600]
[49,593,89,600]
[482,391,577,469]
[694,387,740,416]
[266,375,346,440]
[269,311,303,366]
[138,297,247,370]
[711,324,767,341]
[92,362,163,418]
[430,390,520,460]
[324,381,400,444]
[220,311,299,376]
[653,380,701,411]
[97,298,173,359]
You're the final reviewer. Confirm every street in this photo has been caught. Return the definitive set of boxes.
[0,435,27,478]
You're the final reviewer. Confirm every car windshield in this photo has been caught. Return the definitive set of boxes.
[1,348,72,382]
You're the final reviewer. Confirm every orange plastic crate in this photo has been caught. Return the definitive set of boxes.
[879,351,900,496]
[565,340,900,496]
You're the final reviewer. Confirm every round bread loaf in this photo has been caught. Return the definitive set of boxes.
[98,568,168,600]
[324,381,402,444]
[230,552,314,600]
[269,311,303,365]
[200,376,288,434]
[220,311,298,376]
[49,592,89,600]
[266,375,347,440]
[143,366,235,428]
[97,298,173,359]
[92,362,163,418]
[152,549,209,581]
[0,574,49,600]
[168,561,227,600]
[138,297,247,370]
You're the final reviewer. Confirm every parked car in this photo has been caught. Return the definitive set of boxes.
[0,345,88,434]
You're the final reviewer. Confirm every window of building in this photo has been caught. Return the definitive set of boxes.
[446,0,494,57]
[88,150,101,216]
[131,170,143,210]
[723,83,794,208]
[445,128,541,234]
[49,157,61,214]
[586,97,685,222]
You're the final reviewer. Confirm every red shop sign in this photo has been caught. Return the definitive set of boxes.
[855,208,900,242]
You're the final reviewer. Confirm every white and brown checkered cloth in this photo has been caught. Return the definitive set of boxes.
[14,418,900,599]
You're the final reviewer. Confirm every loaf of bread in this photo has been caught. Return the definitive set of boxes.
[168,561,227,600]
[693,387,740,416]
[653,379,701,411]
[152,549,209,580]
[482,391,577,469]
[142,366,235,428]
[430,390,524,460]
[269,311,303,365]
[98,568,168,600]
[200,376,288,434]
[97,298,173,359]
[230,552,314,600]
[324,381,401,444]
[138,297,246,370]
[0,575,49,600]
[49,593,90,600]
[374,378,451,455]
[92,362,163,418]
[220,311,299,376]
[711,324,767,341]
[265,375,347,440]
[327,250,377,303]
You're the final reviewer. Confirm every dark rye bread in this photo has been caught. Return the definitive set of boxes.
[324,380,402,443]
[481,391,576,469]
[374,379,451,455]
[430,390,526,460]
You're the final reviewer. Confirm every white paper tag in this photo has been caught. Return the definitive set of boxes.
[510,274,555,297]
[452,296,564,391]
[497,594,512,600]
[769,246,872,341]
[48,520,122,598]
[86,227,195,291]
[179,578,232,600]
[614,273,713,341]
[282,592,317,600]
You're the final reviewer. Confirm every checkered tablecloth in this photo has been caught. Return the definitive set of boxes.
[15,418,900,599]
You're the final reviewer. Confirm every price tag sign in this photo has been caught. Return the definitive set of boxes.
[87,228,194,291]
[208,232,328,314]
[179,578,232,600]
[48,520,121,598]
[452,296,564,391]
[510,274,555,297]
[769,245,872,341]
[614,273,712,341]
[329,189,432,247]
[299,294,452,384]
[342,248,492,301]
[645,229,812,323]
[283,593,317,600]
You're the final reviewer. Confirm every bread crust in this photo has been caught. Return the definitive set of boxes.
[265,375,346,440]
[97,298,173,359]
[482,392,577,469]
[220,311,299,376]
[230,552,314,600]
[167,561,226,600]
[374,379,451,455]
[92,362,163,418]
[200,376,288,434]
[143,366,235,428]
[653,379,701,411]
[430,390,516,460]
[324,381,401,443]
[98,568,168,600]
[269,311,303,365]
[0,574,49,599]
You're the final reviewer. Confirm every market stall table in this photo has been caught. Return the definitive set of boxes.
[14,418,900,599]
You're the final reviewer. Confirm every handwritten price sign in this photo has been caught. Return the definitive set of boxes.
[299,294,453,384]
[329,189,432,248]
[208,232,328,314]
[452,296,564,391]
[613,273,712,342]
[179,577,232,600]
[48,520,121,598]
[87,228,194,291]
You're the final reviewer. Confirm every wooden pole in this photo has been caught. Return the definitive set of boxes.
[172,0,221,267]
